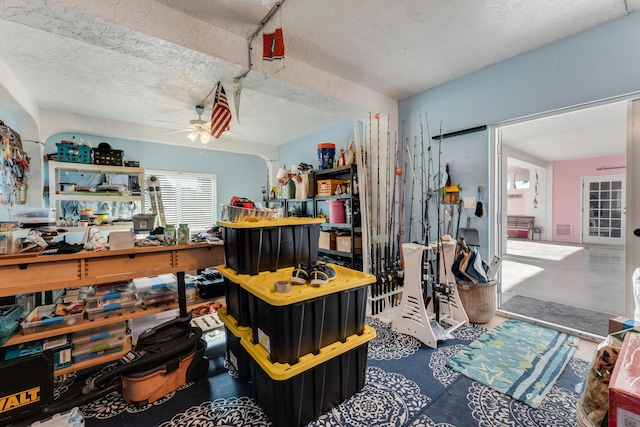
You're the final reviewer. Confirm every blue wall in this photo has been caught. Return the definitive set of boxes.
[397,11,640,259]
[45,133,268,217]
[0,107,19,131]
[279,120,359,171]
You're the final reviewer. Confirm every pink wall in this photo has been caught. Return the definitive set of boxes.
[552,154,625,243]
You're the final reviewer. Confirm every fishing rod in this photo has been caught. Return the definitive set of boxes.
[389,130,398,272]
[367,113,375,274]
[385,114,392,273]
[398,124,408,269]
[418,110,427,244]
[431,121,444,323]
[407,137,417,244]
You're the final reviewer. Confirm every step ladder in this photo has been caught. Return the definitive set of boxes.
[392,242,468,349]
[148,175,166,227]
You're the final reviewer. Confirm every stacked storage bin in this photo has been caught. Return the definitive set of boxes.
[72,322,127,363]
[217,217,376,427]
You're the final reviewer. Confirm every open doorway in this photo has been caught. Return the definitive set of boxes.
[493,100,629,339]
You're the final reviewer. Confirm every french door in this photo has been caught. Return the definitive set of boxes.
[582,175,625,246]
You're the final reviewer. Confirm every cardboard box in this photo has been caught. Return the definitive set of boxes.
[609,316,640,334]
[318,231,336,250]
[108,231,135,250]
[608,331,640,427]
[336,235,362,253]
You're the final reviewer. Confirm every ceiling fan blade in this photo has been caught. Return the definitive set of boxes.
[155,119,193,128]
[161,129,192,135]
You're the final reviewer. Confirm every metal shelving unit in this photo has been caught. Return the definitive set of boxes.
[266,165,362,268]
[48,161,145,226]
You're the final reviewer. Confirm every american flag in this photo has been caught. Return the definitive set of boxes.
[210,83,232,138]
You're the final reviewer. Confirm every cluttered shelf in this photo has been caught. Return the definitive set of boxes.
[1,297,214,347]
[55,336,132,376]
[0,242,224,297]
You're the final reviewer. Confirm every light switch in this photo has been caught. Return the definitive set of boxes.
[463,197,476,208]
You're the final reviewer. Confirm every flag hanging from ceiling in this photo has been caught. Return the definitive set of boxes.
[262,8,284,78]
[210,83,232,138]
[232,75,243,124]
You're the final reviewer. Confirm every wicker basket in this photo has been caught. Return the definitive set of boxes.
[455,278,497,324]
[316,179,345,196]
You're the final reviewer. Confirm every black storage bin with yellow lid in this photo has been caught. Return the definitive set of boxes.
[223,275,252,328]
[218,264,374,365]
[218,218,324,276]
[217,308,252,381]
[243,325,374,427]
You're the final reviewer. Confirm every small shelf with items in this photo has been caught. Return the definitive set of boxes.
[314,164,361,268]
[47,161,145,227]
[264,165,361,268]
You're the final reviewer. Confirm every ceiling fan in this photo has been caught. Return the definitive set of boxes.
[158,104,212,144]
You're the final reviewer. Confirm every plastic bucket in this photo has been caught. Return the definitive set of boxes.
[317,143,336,170]
[328,200,345,223]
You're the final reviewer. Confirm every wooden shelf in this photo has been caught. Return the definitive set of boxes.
[3,298,215,347]
[0,243,224,297]
[0,243,224,372]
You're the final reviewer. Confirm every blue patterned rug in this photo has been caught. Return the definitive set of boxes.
[446,318,580,408]
[13,318,588,426]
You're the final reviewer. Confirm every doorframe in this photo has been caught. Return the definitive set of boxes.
[626,100,640,318]
[491,95,639,326]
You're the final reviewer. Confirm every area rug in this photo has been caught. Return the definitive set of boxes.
[446,318,579,408]
[501,295,611,337]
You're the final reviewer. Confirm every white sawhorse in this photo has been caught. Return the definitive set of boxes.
[392,242,468,349]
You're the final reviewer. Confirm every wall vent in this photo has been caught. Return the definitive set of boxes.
[556,224,571,236]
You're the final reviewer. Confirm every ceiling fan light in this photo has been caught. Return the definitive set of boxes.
[187,131,198,142]
[199,131,211,144]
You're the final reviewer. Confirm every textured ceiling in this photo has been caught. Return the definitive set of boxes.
[0,0,638,155]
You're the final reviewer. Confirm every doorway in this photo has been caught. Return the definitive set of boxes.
[492,99,631,339]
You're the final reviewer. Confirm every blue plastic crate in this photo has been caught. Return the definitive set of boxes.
[56,142,92,164]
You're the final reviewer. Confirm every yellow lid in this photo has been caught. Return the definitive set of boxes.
[217,217,325,229]
[241,325,375,381]
[217,264,376,306]
[217,307,251,337]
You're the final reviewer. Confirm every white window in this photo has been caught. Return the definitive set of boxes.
[144,170,216,232]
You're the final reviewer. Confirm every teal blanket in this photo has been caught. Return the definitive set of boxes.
[447,319,579,408]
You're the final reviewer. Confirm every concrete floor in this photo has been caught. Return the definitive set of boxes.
[501,239,625,316]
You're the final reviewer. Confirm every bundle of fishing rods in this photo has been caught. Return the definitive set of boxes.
[355,111,454,317]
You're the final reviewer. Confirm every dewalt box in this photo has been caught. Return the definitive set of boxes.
[218,218,324,276]
[218,264,374,365]
[243,325,374,427]
[0,351,53,425]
